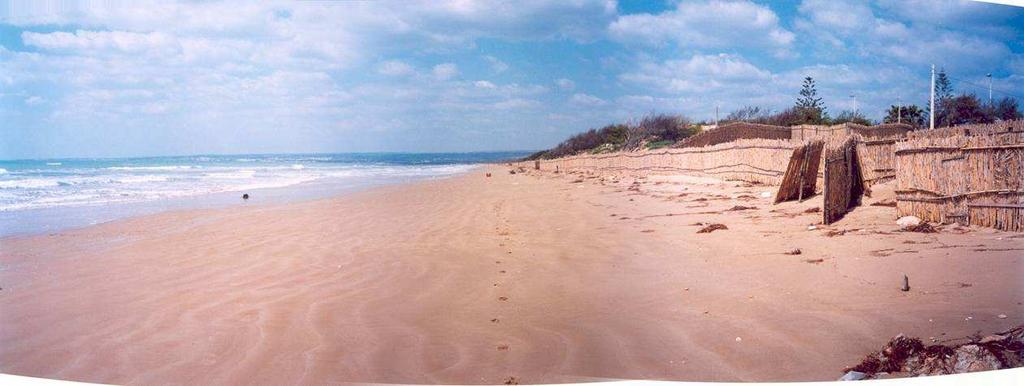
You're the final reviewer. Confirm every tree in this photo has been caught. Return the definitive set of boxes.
[931,69,955,127]
[624,114,696,150]
[832,110,874,126]
[883,104,926,127]
[935,69,953,101]
[724,106,769,122]
[988,97,1022,121]
[760,107,804,127]
[945,94,991,126]
[795,76,828,124]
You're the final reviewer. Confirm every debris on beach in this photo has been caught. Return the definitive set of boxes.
[843,325,1024,379]
[900,222,938,233]
[486,173,492,178]
[896,216,921,227]
[825,229,848,237]
[504,376,519,385]
[697,223,728,233]
[803,258,824,264]
[804,207,821,213]
[571,179,584,183]
[760,191,772,198]
[509,169,516,175]
[784,248,802,255]
[870,199,897,207]
[727,205,757,211]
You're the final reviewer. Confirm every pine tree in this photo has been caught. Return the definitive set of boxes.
[795,76,827,124]
[935,69,953,101]
[930,68,954,127]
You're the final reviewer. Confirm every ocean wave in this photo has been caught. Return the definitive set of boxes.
[107,165,199,171]
[0,168,7,174]
[0,178,60,189]
[113,175,170,184]
[0,160,481,212]
[204,170,257,179]
[46,162,62,166]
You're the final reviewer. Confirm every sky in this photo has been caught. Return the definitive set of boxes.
[1,0,1023,159]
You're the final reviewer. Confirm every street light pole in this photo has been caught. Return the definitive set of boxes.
[930,64,935,130]
[987,73,993,105]
[897,93,902,124]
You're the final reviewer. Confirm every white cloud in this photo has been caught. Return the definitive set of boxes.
[22,30,177,54]
[620,54,772,94]
[795,0,1015,73]
[474,80,496,89]
[555,78,575,91]
[484,55,509,73]
[377,60,415,76]
[432,63,458,80]
[569,93,608,107]
[609,0,795,56]
[24,96,44,105]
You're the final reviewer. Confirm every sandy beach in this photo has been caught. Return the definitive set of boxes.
[1,165,1022,384]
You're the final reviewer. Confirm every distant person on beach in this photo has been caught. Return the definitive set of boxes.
[242,193,249,201]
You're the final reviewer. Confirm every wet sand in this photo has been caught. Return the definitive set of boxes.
[1,165,1022,384]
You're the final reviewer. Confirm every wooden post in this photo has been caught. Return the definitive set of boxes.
[901,274,910,291]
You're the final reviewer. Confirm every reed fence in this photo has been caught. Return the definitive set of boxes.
[906,119,1024,140]
[792,123,915,141]
[775,140,824,203]
[895,128,1024,231]
[676,122,791,148]
[823,137,867,224]
[531,139,800,185]
[857,137,898,185]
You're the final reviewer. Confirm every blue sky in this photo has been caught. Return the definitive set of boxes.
[1,0,1023,159]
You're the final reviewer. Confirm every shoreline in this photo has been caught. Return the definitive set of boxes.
[0,164,485,239]
[1,164,1021,384]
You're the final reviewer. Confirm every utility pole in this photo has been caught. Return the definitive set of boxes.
[930,64,935,130]
[987,73,993,105]
[897,93,902,124]
[850,94,857,114]
[715,105,719,127]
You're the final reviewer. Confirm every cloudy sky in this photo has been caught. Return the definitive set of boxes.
[2,0,1023,159]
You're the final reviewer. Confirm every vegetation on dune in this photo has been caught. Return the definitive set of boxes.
[524,114,698,160]
[527,73,1021,161]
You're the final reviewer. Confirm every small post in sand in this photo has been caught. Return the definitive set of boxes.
[901,274,910,292]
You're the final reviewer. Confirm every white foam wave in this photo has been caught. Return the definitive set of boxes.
[0,168,7,174]
[114,175,170,184]
[204,170,256,179]
[46,162,62,166]
[107,165,198,171]
[0,178,60,189]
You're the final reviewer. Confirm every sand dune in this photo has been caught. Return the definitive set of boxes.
[1,166,1021,384]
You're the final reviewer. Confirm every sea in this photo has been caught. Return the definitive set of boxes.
[0,152,528,237]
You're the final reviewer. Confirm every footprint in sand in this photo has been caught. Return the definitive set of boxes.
[497,344,510,351]
[498,296,509,301]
